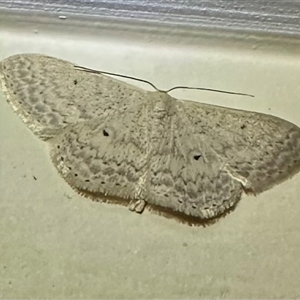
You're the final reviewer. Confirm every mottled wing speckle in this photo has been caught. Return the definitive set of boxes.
[146,99,243,219]
[181,101,300,194]
[49,102,151,203]
[0,54,147,139]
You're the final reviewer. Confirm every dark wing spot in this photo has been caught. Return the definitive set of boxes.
[193,154,202,161]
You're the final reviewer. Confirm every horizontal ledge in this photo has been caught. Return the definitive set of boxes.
[1,0,300,37]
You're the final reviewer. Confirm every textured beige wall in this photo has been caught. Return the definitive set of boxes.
[0,12,300,299]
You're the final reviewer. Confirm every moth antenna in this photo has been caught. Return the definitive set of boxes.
[74,65,254,98]
[166,86,254,98]
[74,66,159,91]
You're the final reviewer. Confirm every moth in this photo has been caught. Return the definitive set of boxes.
[1,54,300,225]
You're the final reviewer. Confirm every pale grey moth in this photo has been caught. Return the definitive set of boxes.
[1,53,300,225]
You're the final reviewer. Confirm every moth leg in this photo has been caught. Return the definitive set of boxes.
[128,199,147,213]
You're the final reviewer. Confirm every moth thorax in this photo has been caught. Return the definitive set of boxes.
[152,92,176,118]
